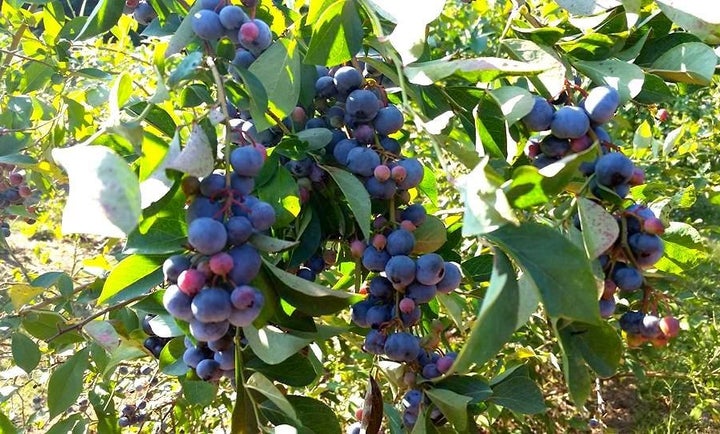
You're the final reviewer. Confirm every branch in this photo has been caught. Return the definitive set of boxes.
[46,294,147,342]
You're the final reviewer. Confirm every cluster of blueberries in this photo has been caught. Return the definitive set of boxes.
[0,164,35,237]
[161,145,275,381]
[521,84,680,347]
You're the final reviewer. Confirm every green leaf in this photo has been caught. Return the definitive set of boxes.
[0,132,30,156]
[0,410,17,434]
[411,215,447,254]
[573,58,645,103]
[286,395,342,434]
[458,157,519,236]
[435,376,493,404]
[570,322,623,377]
[501,39,567,99]
[261,259,356,316]
[159,337,189,376]
[635,73,675,104]
[405,57,547,86]
[305,0,363,66]
[648,42,717,85]
[165,0,202,57]
[656,0,720,44]
[453,251,519,374]
[487,223,601,324]
[554,0,618,15]
[489,375,545,414]
[474,93,506,159]
[233,67,272,131]
[250,233,299,252]
[75,0,124,40]
[125,213,186,255]
[366,0,445,65]
[323,166,372,240]
[246,372,298,423]
[249,38,301,121]
[182,380,217,406]
[48,347,90,418]
[244,324,313,365]
[168,51,204,89]
[578,197,619,259]
[425,388,472,432]
[489,86,535,125]
[46,414,86,434]
[655,222,707,274]
[99,254,164,304]
[89,386,119,434]
[103,341,147,376]
[556,322,593,406]
[11,332,40,374]
[256,165,300,228]
[52,145,142,238]
[22,310,84,347]
[246,352,319,387]
[296,128,333,150]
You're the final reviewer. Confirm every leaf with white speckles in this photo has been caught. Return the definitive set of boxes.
[578,197,619,259]
[167,123,214,178]
[52,145,141,238]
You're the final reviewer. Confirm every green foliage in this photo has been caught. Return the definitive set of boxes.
[1,0,719,432]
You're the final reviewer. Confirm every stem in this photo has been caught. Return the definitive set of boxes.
[0,48,56,68]
[46,294,146,342]
[207,56,234,188]
[266,110,291,135]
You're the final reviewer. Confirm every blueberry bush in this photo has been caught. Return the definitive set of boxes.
[1,0,719,432]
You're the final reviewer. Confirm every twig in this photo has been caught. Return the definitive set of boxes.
[46,294,147,342]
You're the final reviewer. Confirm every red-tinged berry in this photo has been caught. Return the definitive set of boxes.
[374,164,391,182]
[643,217,665,235]
[18,185,31,198]
[391,165,407,183]
[181,176,201,196]
[372,234,387,250]
[629,168,645,186]
[400,220,416,232]
[350,239,365,258]
[399,297,415,313]
[177,269,206,296]
[239,21,259,40]
[659,316,680,338]
[322,249,337,266]
[209,252,234,275]
[656,108,669,122]
[9,172,23,186]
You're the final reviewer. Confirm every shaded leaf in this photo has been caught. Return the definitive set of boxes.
[52,145,141,238]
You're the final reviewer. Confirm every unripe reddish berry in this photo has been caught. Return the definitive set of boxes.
[177,269,205,296]
[391,165,407,183]
[18,185,31,198]
[629,168,645,186]
[350,239,365,258]
[9,172,23,186]
[240,21,259,40]
[656,108,669,122]
[399,297,415,313]
[371,234,386,250]
[399,220,416,232]
[209,252,234,275]
[373,164,391,182]
[181,176,201,196]
[659,315,680,338]
[643,217,665,235]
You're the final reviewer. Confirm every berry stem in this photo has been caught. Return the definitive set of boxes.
[206,56,234,188]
